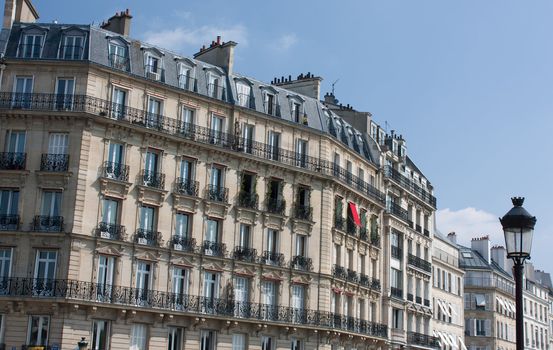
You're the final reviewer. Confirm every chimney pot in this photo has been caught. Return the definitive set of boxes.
[216,36,221,45]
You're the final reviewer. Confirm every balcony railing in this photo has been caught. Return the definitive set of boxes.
[109,53,129,71]
[407,331,440,349]
[261,250,285,267]
[332,264,348,280]
[266,198,286,216]
[174,178,199,197]
[238,191,258,209]
[0,214,19,230]
[40,154,69,172]
[177,75,197,92]
[96,222,125,240]
[233,246,258,263]
[415,224,422,233]
[0,152,26,170]
[347,269,359,283]
[391,246,402,259]
[408,254,432,273]
[0,277,388,339]
[144,65,165,82]
[294,204,312,221]
[32,215,63,232]
[334,216,345,231]
[101,161,129,182]
[415,296,422,304]
[134,228,161,247]
[171,235,196,253]
[207,83,226,101]
[0,93,389,207]
[384,166,437,208]
[390,287,403,299]
[141,170,165,189]
[386,202,409,222]
[346,218,358,236]
[463,277,515,295]
[205,184,229,203]
[407,293,414,301]
[202,240,226,257]
[291,256,313,271]
[59,45,84,60]
[236,93,255,109]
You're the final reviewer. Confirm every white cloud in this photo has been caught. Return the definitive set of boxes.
[436,207,504,246]
[274,33,298,51]
[142,24,248,53]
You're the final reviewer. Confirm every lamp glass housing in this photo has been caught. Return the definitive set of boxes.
[503,226,533,259]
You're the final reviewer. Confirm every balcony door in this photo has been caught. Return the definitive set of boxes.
[139,206,155,232]
[172,268,188,310]
[97,255,114,300]
[203,272,219,313]
[135,261,152,305]
[147,97,162,129]
[48,133,68,155]
[106,142,124,179]
[210,115,223,144]
[40,191,61,231]
[0,249,12,294]
[234,276,248,317]
[5,130,26,153]
[112,88,127,119]
[143,150,159,186]
[13,76,33,108]
[33,251,57,296]
[291,285,305,323]
[55,78,75,110]
[261,281,276,320]
[102,198,118,226]
[268,131,280,161]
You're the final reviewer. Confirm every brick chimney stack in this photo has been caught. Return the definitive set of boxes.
[471,235,491,264]
[3,0,39,28]
[193,36,237,74]
[101,9,132,36]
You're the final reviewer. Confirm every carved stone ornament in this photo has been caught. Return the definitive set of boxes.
[100,177,131,200]
[262,213,285,231]
[95,244,124,257]
[36,171,71,190]
[204,201,229,219]
[134,249,161,262]
[291,274,312,285]
[0,170,29,188]
[260,269,284,281]
[234,264,257,277]
[202,260,225,272]
[170,255,195,268]
[291,218,313,236]
[137,185,167,207]
[172,193,200,213]
[235,207,259,225]
[333,232,344,245]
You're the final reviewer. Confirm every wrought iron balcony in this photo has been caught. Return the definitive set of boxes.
[415,224,422,233]
[371,278,381,291]
[32,215,63,232]
[236,93,255,109]
[386,202,409,222]
[294,204,312,221]
[346,218,358,236]
[174,178,199,197]
[0,214,19,231]
[0,277,388,339]
[40,154,69,172]
[423,228,430,237]
[134,228,161,247]
[331,164,386,205]
[0,152,26,170]
[109,53,129,71]
[390,287,403,299]
[370,234,381,247]
[233,246,258,263]
[141,170,165,189]
[291,255,313,271]
[407,331,441,349]
[101,161,129,182]
[202,240,226,257]
[96,222,125,240]
[207,83,226,101]
[407,293,414,301]
[384,166,437,208]
[391,245,402,260]
[261,250,285,267]
[334,216,345,231]
[416,296,422,304]
[205,184,228,203]
[238,191,258,209]
[171,235,196,253]
[332,264,347,280]
[424,299,430,307]
[266,198,286,216]
[408,253,432,273]
[177,75,197,92]
[347,269,359,283]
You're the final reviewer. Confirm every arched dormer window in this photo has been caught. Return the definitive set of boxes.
[234,77,254,109]
[59,26,87,60]
[287,94,306,124]
[175,57,196,91]
[18,25,48,58]
[107,36,130,71]
[142,47,165,82]
[259,85,279,117]
[204,66,225,101]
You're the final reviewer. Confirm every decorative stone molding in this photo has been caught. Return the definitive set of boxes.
[234,207,259,225]
[204,200,230,219]
[234,264,257,277]
[0,170,29,188]
[262,212,286,231]
[170,255,195,268]
[291,218,314,236]
[202,260,226,272]
[134,249,161,262]
[95,244,125,257]
[36,171,72,190]
[172,193,200,213]
[136,185,167,207]
[99,177,131,199]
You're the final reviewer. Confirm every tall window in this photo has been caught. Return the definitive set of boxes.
[91,320,109,350]
[172,267,189,302]
[174,213,190,238]
[0,249,12,294]
[203,273,219,313]
[145,55,161,77]
[232,333,246,350]
[180,107,195,135]
[108,42,128,70]
[291,284,305,310]
[296,139,308,168]
[143,149,161,187]
[208,74,221,99]
[27,315,49,345]
[291,339,303,350]
[5,130,26,154]
[146,97,163,129]
[13,76,33,108]
[168,327,183,350]
[20,34,43,58]
[48,133,69,156]
[60,35,83,59]
[97,255,114,300]
[200,330,216,350]
[291,102,301,123]
[208,165,225,201]
[112,88,127,119]
[264,93,275,115]
[178,64,193,90]
[204,219,220,255]
[242,124,254,154]
[238,224,251,249]
[234,276,249,316]
[261,280,276,320]
[55,78,75,110]
[101,197,119,228]
[261,336,273,350]
[209,115,224,144]
[236,82,251,107]
[135,262,152,304]
[130,324,148,350]
[268,131,280,161]
[295,235,307,257]
[0,189,19,230]
[139,205,156,232]
[266,229,279,255]
[39,191,62,231]
[392,308,403,329]
[34,250,57,282]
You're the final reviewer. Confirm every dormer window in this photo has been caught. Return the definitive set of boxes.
[108,40,129,71]
[265,93,275,115]
[235,80,253,108]
[145,55,161,80]
[20,33,44,58]
[178,63,193,91]
[288,95,305,124]
[59,35,84,60]
[207,73,223,100]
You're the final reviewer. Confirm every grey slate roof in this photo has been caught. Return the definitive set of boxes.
[458,245,512,279]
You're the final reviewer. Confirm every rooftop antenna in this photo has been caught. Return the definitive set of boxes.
[331,79,339,95]
[384,121,390,133]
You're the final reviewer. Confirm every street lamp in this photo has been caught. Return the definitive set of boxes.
[499,197,536,350]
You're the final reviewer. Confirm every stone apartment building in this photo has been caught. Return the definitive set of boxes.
[523,264,550,350]
[0,0,441,350]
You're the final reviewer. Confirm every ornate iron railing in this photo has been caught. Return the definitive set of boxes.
[205,184,228,203]
[266,198,286,216]
[332,264,348,280]
[40,154,69,172]
[109,53,129,71]
[391,245,402,260]
[294,204,312,221]
[407,331,440,348]
[32,215,63,232]
[334,216,345,231]
[177,75,197,92]
[386,202,409,222]
[134,228,161,247]
[202,241,226,257]
[346,217,358,236]
[237,191,258,209]
[101,161,129,182]
[171,236,196,253]
[59,45,84,60]
[174,178,199,197]
[408,254,432,273]
[141,170,165,189]
[233,246,257,263]
[347,269,359,283]
[261,250,285,267]
[0,214,19,231]
[236,93,255,109]
[0,152,26,170]
[0,277,388,338]
[96,222,125,240]
[291,256,313,271]
[390,287,403,299]
[207,83,226,101]
[384,166,437,208]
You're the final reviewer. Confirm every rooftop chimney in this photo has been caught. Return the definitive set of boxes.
[447,232,457,244]
[471,235,491,264]
[491,245,508,272]
[3,0,39,28]
[273,72,322,100]
[193,36,237,74]
[101,9,132,36]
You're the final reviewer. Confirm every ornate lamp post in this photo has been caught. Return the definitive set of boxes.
[499,197,536,350]
[77,337,88,350]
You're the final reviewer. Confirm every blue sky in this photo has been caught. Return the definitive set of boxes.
[32,0,553,272]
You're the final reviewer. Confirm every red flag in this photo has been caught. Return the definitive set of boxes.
[349,202,361,227]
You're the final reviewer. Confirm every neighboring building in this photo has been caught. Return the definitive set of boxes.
[0,1,439,350]
[459,237,516,350]
[432,232,466,350]
[523,264,550,350]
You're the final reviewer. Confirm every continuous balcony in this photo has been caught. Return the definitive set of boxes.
[202,240,226,257]
[0,214,19,231]
[347,269,359,283]
[294,204,312,221]
[332,264,348,280]
[101,161,129,182]
[233,246,258,263]
[174,178,199,197]
[40,154,69,172]
[96,222,125,240]
[407,254,432,273]
[0,93,387,206]
[134,228,161,247]
[237,191,258,210]
[390,287,403,299]
[261,250,285,267]
[32,215,63,232]
[0,152,26,170]
[205,185,228,203]
[407,331,440,349]
[171,236,196,253]
[266,198,286,216]
[386,202,409,222]
[384,166,437,208]
[0,277,388,339]
[141,170,165,189]
[291,255,313,271]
